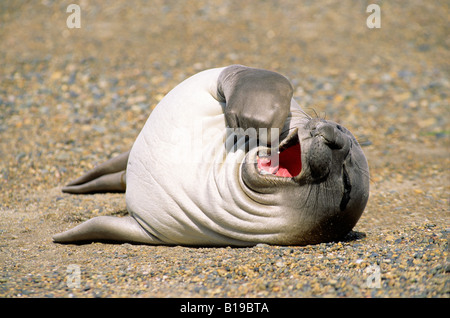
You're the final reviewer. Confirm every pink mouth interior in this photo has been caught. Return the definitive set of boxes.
[257,143,302,178]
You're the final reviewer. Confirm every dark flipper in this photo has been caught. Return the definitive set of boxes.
[217,65,293,144]
[53,215,161,244]
[62,151,130,194]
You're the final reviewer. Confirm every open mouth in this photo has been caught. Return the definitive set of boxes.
[256,129,302,178]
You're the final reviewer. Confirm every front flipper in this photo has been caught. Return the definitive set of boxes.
[53,215,162,244]
[62,151,130,194]
[217,65,293,144]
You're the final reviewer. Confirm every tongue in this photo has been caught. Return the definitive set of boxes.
[257,143,302,178]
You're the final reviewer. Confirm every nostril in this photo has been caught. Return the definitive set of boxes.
[309,121,346,150]
[320,124,335,142]
[316,124,345,150]
[311,123,335,142]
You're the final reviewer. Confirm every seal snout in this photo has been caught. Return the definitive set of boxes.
[306,120,349,180]
[310,121,346,149]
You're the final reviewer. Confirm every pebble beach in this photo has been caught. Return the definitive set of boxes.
[0,1,448,298]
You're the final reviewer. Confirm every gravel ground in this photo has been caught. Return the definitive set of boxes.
[0,1,449,298]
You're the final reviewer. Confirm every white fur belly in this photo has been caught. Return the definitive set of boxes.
[125,68,288,245]
[125,68,242,244]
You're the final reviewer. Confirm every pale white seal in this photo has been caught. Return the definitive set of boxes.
[55,65,370,246]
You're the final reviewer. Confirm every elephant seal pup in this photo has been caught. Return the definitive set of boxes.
[55,65,370,246]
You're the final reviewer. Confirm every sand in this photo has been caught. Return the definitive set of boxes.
[0,0,448,298]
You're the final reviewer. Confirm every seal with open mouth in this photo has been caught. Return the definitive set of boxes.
[54,65,369,246]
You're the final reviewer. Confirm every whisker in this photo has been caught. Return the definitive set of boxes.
[298,108,312,119]
[302,107,319,119]
[353,160,374,184]
[300,135,314,142]
[312,108,319,118]
[280,126,299,135]
[356,135,372,147]
[291,108,312,120]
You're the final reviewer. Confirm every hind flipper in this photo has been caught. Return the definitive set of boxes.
[62,151,130,194]
[62,171,126,194]
[53,215,162,244]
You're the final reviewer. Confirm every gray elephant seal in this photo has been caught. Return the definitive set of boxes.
[55,65,369,246]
